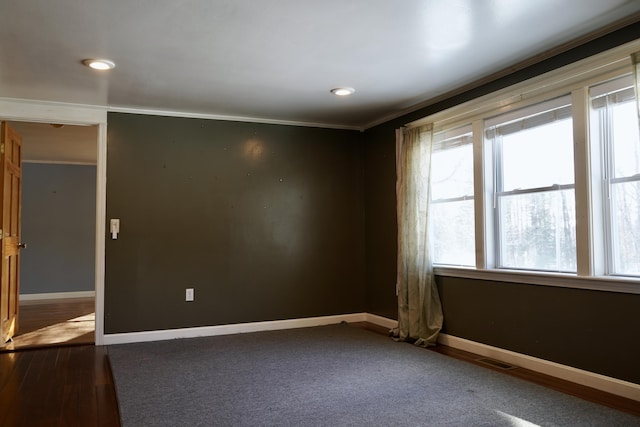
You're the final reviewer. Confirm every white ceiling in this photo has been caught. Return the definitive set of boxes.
[1,0,640,137]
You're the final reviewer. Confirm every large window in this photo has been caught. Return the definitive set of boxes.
[590,76,640,276]
[420,42,640,289]
[485,97,576,272]
[430,125,475,266]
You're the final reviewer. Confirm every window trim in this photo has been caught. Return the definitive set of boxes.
[410,38,640,292]
[414,40,638,133]
[434,265,640,294]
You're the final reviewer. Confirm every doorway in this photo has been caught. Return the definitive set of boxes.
[0,121,99,351]
[0,100,106,347]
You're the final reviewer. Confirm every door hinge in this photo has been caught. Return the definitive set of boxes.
[0,143,4,154]
[0,229,3,240]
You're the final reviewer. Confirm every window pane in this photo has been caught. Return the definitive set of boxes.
[611,101,640,179]
[590,76,640,277]
[489,98,576,272]
[499,190,576,272]
[610,181,640,275]
[430,127,475,267]
[501,117,574,191]
[431,142,473,200]
[431,199,475,266]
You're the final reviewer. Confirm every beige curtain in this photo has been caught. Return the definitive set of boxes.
[395,125,443,347]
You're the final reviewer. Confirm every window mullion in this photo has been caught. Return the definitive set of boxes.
[473,119,489,269]
[572,87,597,276]
[603,100,616,274]
[493,131,504,268]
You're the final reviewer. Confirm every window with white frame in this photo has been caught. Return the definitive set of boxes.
[430,125,475,266]
[485,96,577,272]
[417,42,640,288]
[590,75,640,276]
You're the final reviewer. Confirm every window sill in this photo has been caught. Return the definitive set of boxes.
[433,266,640,295]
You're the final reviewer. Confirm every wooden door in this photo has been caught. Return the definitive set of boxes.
[0,122,23,343]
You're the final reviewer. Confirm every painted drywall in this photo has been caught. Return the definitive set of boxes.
[437,276,640,384]
[105,113,365,334]
[362,23,640,384]
[20,163,96,294]
[363,126,398,320]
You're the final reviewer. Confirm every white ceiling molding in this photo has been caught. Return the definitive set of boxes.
[107,105,364,132]
[0,98,106,126]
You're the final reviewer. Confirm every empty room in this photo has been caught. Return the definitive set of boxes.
[1,1,640,426]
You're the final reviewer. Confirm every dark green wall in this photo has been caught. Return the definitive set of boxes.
[105,113,365,333]
[363,22,640,384]
[438,277,640,384]
[363,125,398,320]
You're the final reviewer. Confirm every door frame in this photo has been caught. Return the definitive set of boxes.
[0,99,107,345]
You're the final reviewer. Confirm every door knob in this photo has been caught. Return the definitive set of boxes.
[18,243,27,249]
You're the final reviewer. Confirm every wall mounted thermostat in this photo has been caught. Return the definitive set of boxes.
[110,219,120,239]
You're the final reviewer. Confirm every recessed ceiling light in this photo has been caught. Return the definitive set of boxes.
[82,58,116,71]
[330,87,355,96]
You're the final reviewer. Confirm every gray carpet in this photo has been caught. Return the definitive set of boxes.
[108,323,640,426]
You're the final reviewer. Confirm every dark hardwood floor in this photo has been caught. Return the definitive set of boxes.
[1,297,95,351]
[0,322,637,426]
[0,345,120,427]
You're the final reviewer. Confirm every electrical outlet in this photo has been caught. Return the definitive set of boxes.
[185,288,194,302]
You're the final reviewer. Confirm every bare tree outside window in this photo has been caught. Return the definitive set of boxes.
[488,97,576,272]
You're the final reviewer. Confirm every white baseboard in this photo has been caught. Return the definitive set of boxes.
[364,313,398,330]
[20,291,95,302]
[104,313,368,345]
[438,333,640,402]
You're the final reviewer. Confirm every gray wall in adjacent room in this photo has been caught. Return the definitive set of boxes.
[105,113,365,334]
[20,163,96,294]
